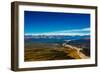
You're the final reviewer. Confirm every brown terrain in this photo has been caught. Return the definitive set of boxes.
[24,43,89,61]
[60,43,89,59]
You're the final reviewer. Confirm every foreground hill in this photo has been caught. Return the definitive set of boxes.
[24,41,89,61]
[24,35,90,61]
[66,38,90,56]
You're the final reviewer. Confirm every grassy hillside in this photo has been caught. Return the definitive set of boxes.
[24,42,89,61]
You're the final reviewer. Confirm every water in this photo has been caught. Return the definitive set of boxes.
[24,35,90,44]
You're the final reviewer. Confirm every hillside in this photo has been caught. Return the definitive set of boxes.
[24,42,89,61]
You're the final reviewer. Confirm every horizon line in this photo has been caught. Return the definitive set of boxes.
[24,33,90,36]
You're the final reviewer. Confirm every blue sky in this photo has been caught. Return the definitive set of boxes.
[24,11,90,36]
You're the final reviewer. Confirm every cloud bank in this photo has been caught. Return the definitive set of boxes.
[25,27,90,36]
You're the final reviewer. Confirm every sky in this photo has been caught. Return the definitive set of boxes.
[24,11,90,36]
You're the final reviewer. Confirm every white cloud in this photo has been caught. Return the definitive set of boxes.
[56,27,90,33]
[81,28,90,31]
[25,27,90,36]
